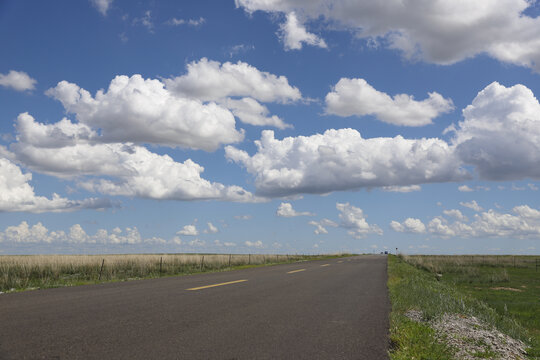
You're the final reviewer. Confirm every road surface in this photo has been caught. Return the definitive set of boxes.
[0,255,389,359]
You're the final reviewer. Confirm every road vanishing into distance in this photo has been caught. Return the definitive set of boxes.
[0,255,389,359]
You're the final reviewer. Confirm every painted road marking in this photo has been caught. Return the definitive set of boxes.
[187,279,247,291]
[338,261,343,263]
[320,264,330,267]
[287,269,306,274]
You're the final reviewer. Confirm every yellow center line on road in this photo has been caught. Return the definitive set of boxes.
[186,279,248,291]
[287,269,306,274]
[320,264,330,267]
[338,260,343,263]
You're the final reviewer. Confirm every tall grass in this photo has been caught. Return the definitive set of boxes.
[390,256,527,340]
[0,253,330,292]
[398,254,540,357]
[388,255,531,359]
[400,255,539,284]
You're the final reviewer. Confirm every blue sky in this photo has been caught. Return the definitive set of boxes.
[1,0,540,255]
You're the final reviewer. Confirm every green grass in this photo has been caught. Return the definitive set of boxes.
[388,255,535,359]
[388,255,456,359]
[403,255,540,358]
[0,253,351,292]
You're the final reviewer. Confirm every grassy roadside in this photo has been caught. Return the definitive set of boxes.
[0,253,351,293]
[403,255,540,358]
[387,255,534,359]
[388,255,456,359]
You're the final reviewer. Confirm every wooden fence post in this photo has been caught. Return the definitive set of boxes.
[160,256,163,275]
[229,254,232,268]
[98,259,105,281]
[200,255,204,271]
[248,254,251,265]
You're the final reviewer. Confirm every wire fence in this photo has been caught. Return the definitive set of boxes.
[0,253,326,292]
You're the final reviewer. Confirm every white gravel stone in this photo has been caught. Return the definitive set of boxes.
[404,311,527,360]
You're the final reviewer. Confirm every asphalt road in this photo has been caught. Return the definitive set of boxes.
[0,255,389,360]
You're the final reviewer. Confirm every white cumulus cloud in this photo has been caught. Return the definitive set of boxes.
[443,209,468,222]
[225,97,292,129]
[450,82,540,181]
[90,0,113,16]
[389,218,426,233]
[204,222,219,234]
[46,75,244,151]
[460,200,483,212]
[308,221,328,234]
[236,0,540,72]
[337,202,382,238]
[0,70,36,92]
[0,221,162,245]
[308,218,338,235]
[245,240,263,248]
[0,157,112,213]
[279,12,327,51]
[165,58,301,103]
[226,129,467,197]
[325,78,454,126]
[512,205,540,219]
[276,202,314,217]
[395,204,540,239]
[11,113,259,202]
[177,224,199,236]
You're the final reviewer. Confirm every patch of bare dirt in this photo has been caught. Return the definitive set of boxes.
[490,287,523,292]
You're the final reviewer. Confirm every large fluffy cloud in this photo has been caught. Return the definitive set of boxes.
[227,82,540,197]
[225,129,467,197]
[46,75,244,151]
[236,0,540,72]
[325,78,454,126]
[164,58,301,129]
[46,58,301,149]
[0,70,36,92]
[11,113,260,202]
[450,82,540,181]
[165,58,301,103]
[0,157,112,213]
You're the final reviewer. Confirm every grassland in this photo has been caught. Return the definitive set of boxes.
[388,254,540,359]
[0,253,347,292]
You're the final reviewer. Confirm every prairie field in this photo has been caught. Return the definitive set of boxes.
[0,253,337,292]
[389,254,540,359]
